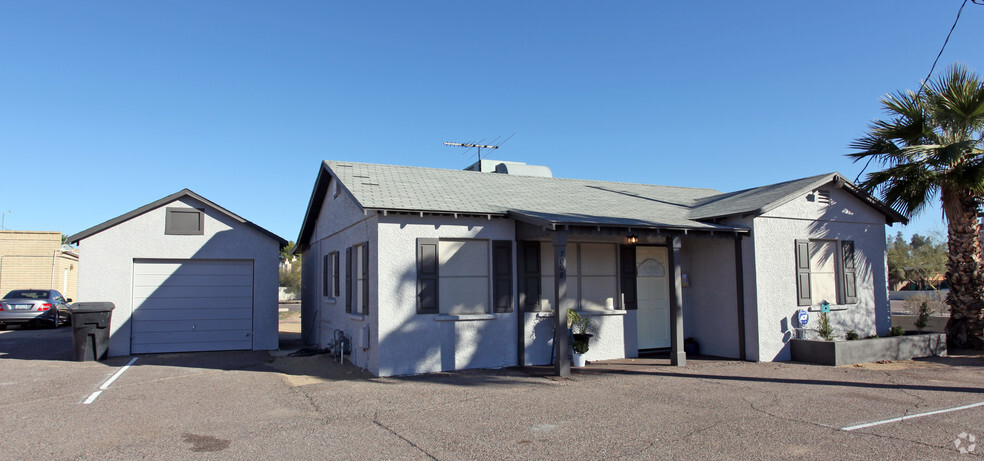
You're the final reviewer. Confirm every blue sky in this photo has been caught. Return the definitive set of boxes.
[2,1,981,243]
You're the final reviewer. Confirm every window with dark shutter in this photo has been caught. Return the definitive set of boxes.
[842,240,857,304]
[417,238,439,314]
[492,241,513,313]
[620,245,637,310]
[345,247,352,313]
[331,252,340,298]
[518,242,541,311]
[795,240,812,306]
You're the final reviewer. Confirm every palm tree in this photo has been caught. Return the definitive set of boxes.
[849,63,984,350]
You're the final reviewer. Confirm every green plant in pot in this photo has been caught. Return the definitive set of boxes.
[567,309,594,367]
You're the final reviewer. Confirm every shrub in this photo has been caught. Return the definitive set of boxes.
[903,294,946,315]
[846,330,859,340]
[889,326,906,336]
[817,312,834,341]
[914,302,931,332]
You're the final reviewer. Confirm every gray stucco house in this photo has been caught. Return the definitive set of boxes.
[68,189,287,356]
[294,160,905,377]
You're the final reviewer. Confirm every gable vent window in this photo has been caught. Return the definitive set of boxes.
[165,207,204,235]
[816,189,831,205]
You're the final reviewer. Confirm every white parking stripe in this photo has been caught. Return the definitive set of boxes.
[82,357,138,405]
[841,401,984,431]
[99,357,138,390]
[82,391,102,405]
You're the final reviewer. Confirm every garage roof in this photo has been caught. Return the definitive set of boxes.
[67,189,288,247]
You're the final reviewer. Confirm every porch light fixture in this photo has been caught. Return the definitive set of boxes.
[626,234,638,244]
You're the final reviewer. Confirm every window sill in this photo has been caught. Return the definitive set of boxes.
[434,314,497,322]
[580,309,628,317]
[348,313,366,321]
[534,309,627,318]
[323,298,337,304]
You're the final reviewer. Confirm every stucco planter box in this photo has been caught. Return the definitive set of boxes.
[790,333,947,366]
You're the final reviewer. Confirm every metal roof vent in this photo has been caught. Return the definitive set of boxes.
[465,160,552,177]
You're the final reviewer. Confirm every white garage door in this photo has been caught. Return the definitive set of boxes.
[131,259,254,354]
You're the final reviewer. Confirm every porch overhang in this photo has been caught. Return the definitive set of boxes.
[508,210,750,237]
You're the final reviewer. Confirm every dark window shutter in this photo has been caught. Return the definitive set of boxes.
[322,254,329,297]
[332,252,340,297]
[518,242,541,311]
[417,238,439,314]
[842,240,857,304]
[361,242,370,315]
[619,245,637,310]
[492,241,513,313]
[345,247,353,313]
[795,240,812,306]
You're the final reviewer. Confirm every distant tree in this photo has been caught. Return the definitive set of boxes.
[279,255,302,297]
[887,232,945,290]
[280,241,296,263]
[887,232,912,290]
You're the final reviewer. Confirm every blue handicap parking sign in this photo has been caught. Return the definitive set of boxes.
[798,309,809,326]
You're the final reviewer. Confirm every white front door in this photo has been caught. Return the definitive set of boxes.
[636,246,670,349]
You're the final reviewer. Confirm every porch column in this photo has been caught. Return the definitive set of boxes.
[668,235,686,366]
[553,231,570,377]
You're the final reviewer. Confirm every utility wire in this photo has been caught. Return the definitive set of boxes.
[854,0,976,184]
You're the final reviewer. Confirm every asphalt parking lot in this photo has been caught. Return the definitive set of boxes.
[2,321,983,460]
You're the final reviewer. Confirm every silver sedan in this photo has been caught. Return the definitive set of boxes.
[0,289,72,329]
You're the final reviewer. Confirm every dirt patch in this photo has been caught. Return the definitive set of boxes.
[181,433,231,452]
[269,354,375,387]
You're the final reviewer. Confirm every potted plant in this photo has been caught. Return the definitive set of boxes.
[684,337,699,356]
[567,309,594,367]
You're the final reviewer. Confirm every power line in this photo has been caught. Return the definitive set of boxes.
[855,0,978,184]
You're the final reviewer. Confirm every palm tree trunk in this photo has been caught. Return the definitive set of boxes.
[944,192,984,350]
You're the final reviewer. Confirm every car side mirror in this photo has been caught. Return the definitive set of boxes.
[66,298,73,303]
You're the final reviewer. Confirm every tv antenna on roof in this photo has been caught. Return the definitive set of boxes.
[443,142,498,163]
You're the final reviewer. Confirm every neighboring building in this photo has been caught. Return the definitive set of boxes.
[67,189,287,356]
[0,231,78,300]
[294,160,906,377]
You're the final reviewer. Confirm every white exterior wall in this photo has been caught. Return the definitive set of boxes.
[680,236,742,359]
[749,186,891,361]
[376,215,516,377]
[308,187,378,372]
[76,197,281,357]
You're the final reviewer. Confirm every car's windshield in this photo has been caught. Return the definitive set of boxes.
[3,290,49,299]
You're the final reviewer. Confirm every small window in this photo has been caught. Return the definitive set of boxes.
[332,179,339,198]
[165,208,204,235]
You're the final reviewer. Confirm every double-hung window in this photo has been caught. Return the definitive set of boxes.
[323,251,339,298]
[416,239,512,315]
[795,239,857,306]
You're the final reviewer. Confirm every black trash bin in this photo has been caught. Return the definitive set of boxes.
[69,302,115,361]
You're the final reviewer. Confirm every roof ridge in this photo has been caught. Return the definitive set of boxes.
[325,160,722,194]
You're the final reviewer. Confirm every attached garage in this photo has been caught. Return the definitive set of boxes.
[68,189,286,357]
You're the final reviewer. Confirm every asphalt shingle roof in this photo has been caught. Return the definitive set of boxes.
[689,173,836,220]
[316,161,904,236]
[327,161,734,231]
